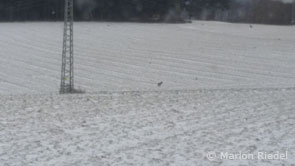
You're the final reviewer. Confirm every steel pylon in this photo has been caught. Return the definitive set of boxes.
[60,0,74,94]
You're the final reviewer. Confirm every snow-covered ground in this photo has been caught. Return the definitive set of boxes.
[0,21,295,94]
[1,89,295,165]
[0,21,295,165]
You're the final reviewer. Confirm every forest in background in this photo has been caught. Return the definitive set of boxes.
[0,0,294,24]
[0,0,229,22]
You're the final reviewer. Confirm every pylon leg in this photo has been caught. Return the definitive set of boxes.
[60,0,74,94]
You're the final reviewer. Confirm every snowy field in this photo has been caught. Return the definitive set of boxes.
[1,89,295,165]
[0,21,295,165]
[0,21,295,93]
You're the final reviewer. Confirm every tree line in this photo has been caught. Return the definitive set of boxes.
[227,0,294,25]
[0,0,230,22]
[0,0,293,24]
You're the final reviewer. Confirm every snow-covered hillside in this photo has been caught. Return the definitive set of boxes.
[0,21,295,165]
[0,21,295,94]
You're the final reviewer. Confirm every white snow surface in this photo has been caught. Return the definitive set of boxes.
[0,21,295,94]
[1,89,295,165]
[0,21,295,165]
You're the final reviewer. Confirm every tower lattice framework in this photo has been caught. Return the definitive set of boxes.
[60,0,74,94]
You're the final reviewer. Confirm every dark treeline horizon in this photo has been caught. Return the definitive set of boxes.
[0,0,294,24]
[0,0,230,22]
